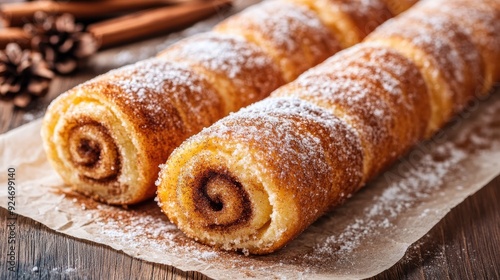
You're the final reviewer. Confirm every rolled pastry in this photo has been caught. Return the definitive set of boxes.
[213,0,342,81]
[365,3,485,134]
[158,97,364,253]
[156,0,499,253]
[412,0,500,94]
[381,0,419,16]
[42,59,227,204]
[273,44,430,182]
[43,0,411,204]
[286,0,393,48]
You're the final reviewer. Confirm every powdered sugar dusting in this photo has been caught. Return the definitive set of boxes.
[212,98,337,184]
[417,0,500,92]
[226,1,328,53]
[287,72,397,164]
[215,0,338,81]
[336,0,391,36]
[159,32,283,102]
[22,0,500,277]
[79,58,223,132]
[107,58,202,109]
[322,46,406,97]
[340,0,386,16]
[403,13,471,84]
[420,0,500,54]
[163,32,271,80]
[62,195,227,265]
[367,2,483,108]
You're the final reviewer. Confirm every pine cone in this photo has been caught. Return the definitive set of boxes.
[0,43,54,108]
[24,12,98,75]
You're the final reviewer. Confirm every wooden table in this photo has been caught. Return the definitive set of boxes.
[1,64,499,280]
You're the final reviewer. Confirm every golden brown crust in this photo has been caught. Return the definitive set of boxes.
[366,6,483,134]
[273,44,430,181]
[331,0,393,38]
[158,32,284,114]
[380,0,418,15]
[415,0,500,93]
[289,0,394,48]
[399,12,483,111]
[214,0,341,82]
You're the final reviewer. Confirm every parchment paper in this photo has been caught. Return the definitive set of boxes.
[2,0,500,278]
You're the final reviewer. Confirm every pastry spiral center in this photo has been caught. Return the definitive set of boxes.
[68,123,121,181]
[195,171,252,229]
[74,138,101,166]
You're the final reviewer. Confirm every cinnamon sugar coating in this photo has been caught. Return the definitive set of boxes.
[158,32,284,114]
[380,0,418,15]
[289,0,393,48]
[366,3,484,134]
[214,0,341,82]
[416,0,500,93]
[273,44,429,181]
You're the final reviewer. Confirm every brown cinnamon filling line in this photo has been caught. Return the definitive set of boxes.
[76,138,102,167]
[193,170,252,230]
[68,121,122,184]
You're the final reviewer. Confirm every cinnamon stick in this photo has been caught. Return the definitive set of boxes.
[0,0,190,27]
[0,27,30,49]
[88,0,232,49]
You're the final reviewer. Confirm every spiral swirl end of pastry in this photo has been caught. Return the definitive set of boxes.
[158,136,312,254]
[42,58,229,205]
[157,98,365,254]
[42,88,153,205]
